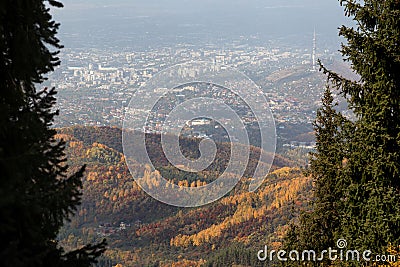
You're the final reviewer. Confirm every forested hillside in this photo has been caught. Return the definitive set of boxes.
[56,126,312,266]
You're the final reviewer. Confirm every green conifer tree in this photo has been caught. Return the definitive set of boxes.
[0,0,106,266]
[285,0,400,263]
[300,86,348,249]
[283,87,349,266]
[329,0,400,252]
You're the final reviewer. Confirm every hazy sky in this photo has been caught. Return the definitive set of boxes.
[52,0,350,48]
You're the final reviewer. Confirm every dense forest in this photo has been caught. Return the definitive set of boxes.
[57,126,312,266]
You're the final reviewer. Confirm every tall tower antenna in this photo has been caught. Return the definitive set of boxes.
[312,28,317,71]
